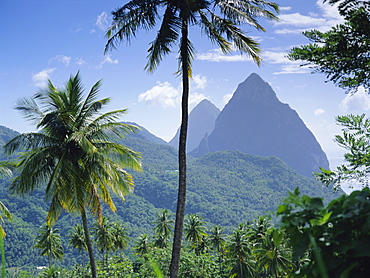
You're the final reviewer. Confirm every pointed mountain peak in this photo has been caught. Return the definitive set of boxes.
[231,73,279,105]
[169,99,220,151]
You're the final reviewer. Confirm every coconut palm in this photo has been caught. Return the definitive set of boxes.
[209,225,225,253]
[227,229,256,278]
[134,234,151,257]
[105,1,279,276]
[110,221,129,253]
[34,224,64,267]
[184,214,207,254]
[68,224,87,265]
[254,228,293,278]
[3,72,142,278]
[92,216,115,267]
[153,209,174,248]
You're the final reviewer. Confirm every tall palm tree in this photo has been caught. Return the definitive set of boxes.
[34,224,64,267]
[105,1,279,276]
[3,72,142,278]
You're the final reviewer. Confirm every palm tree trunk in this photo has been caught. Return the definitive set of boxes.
[81,208,97,278]
[169,14,189,278]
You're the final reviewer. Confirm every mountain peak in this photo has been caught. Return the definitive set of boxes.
[230,73,279,106]
[191,74,329,177]
[169,99,220,151]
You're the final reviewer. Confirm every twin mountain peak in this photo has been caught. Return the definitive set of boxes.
[168,73,329,178]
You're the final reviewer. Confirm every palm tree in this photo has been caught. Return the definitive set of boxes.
[184,214,207,252]
[34,224,64,267]
[254,228,293,278]
[134,234,151,258]
[92,216,113,265]
[105,1,279,276]
[68,224,87,265]
[226,229,256,278]
[110,221,129,253]
[3,72,142,278]
[153,209,174,248]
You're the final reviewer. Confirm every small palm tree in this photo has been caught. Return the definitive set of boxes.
[92,216,114,266]
[68,224,87,265]
[153,209,174,248]
[34,224,64,267]
[110,221,129,253]
[4,72,142,278]
[226,229,256,278]
[105,1,279,276]
[254,228,293,278]
[209,225,225,254]
[184,214,207,254]
[134,234,151,258]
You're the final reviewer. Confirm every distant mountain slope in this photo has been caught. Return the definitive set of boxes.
[190,73,330,177]
[168,99,220,152]
[124,121,167,145]
[131,147,339,230]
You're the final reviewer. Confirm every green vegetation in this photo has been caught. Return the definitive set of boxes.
[288,0,370,92]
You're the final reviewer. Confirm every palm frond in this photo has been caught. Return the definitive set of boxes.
[105,0,160,53]
[14,97,44,126]
[198,10,232,54]
[145,6,181,72]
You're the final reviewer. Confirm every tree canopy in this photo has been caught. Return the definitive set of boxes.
[288,2,370,92]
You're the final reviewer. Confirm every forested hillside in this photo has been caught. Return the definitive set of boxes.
[0,125,340,269]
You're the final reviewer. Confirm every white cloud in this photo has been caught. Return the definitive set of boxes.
[32,68,56,87]
[261,50,310,74]
[76,57,86,66]
[274,1,343,35]
[138,81,180,108]
[96,12,109,30]
[314,108,326,115]
[339,87,370,111]
[275,13,326,28]
[189,93,207,106]
[97,54,119,68]
[280,6,292,11]
[50,55,71,67]
[197,49,254,62]
[192,74,207,89]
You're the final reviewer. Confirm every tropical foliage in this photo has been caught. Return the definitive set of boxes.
[278,187,370,277]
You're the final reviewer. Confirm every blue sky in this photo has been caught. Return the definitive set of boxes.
[1,0,368,171]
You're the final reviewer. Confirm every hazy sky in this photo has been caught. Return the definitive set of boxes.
[1,0,368,170]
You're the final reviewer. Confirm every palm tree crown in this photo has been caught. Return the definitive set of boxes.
[4,72,142,224]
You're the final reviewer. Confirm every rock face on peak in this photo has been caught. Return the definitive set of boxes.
[169,99,220,152]
[190,73,329,177]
